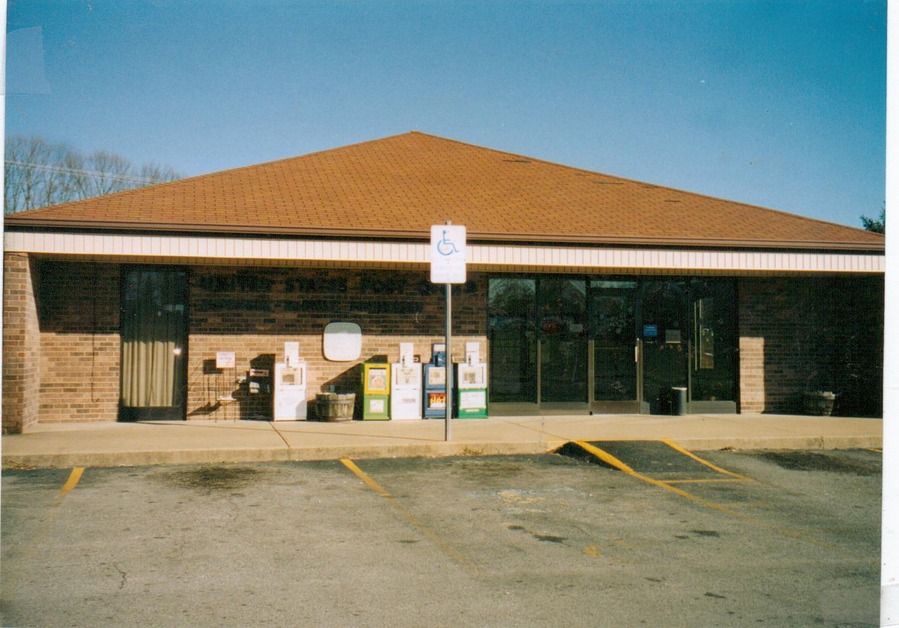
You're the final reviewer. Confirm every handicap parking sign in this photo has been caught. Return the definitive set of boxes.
[430,225,466,284]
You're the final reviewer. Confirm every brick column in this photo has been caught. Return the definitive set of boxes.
[739,277,818,414]
[738,335,766,413]
[3,253,41,433]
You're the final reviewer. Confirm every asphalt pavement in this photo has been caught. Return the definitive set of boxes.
[0,413,882,469]
[1,450,882,626]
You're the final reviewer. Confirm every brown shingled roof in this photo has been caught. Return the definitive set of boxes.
[5,131,884,251]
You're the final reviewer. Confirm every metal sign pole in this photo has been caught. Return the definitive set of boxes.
[430,219,465,443]
[445,281,452,442]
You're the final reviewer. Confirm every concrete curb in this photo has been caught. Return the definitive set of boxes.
[1,442,560,470]
[2,434,882,470]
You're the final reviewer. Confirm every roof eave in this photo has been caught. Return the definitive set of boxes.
[3,217,885,253]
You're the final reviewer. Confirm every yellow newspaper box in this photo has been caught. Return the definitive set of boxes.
[362,363,391,420]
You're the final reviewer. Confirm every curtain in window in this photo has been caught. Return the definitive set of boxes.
[121,269,186,408]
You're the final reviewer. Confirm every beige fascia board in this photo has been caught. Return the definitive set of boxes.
[4,230,885,275]
[2,218,885,253]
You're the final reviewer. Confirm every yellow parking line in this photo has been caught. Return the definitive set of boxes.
[340,458,391,498]
[14,467,86,563]
[572,441,730,511]
[571,441,841,550]
[340,458,480,576]
[661,440,752,480]
[59,467,84,495]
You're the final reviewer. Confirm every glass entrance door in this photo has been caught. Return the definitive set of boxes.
[640,280,689,414]
[488,278,537,408]
[688,278,738,413]
[120,267,189,421]
[590,280,641,413]
[538,278,588,409]
[487,277,588,413]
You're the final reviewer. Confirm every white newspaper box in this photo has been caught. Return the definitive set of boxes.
[273,342,307,420]
[390,343,422,420]
[455,342,488,419]
[274,362,307,420]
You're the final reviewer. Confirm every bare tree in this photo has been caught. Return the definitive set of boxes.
[4,135,183,213]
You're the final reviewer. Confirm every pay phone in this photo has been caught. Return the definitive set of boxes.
[245,362,273,420]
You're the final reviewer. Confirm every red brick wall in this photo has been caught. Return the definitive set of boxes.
[35,261,121,423]
[187,267,488,420]
[738,276,883,416]
[11,258,883,425]
[2,253,41,433]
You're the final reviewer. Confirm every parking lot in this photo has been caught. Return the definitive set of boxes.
[1,446,881,627]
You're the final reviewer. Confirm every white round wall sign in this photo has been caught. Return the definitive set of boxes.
[323,322,362,361]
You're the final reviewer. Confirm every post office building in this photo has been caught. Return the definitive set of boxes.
[2,132,885,433]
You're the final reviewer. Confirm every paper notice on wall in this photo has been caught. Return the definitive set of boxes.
[284,342,300,366]
[216,352,235,369]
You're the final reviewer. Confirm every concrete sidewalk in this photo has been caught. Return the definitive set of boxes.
[0,413,883,469]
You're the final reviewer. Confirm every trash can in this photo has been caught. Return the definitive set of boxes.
[316,393,356,421]
[671,387,688,416]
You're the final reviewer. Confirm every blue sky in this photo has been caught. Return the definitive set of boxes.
[5,0,886,228]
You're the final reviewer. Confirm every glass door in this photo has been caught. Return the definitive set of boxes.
[488,278,537,410]
[538,278,588,410]
[640,280,689,414]
[688,278,738,413]
[590,280,641,413]
[120,267,189,421]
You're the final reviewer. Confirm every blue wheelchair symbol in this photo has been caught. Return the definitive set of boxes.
[436,229,460,256]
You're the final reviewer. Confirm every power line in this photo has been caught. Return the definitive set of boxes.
[5,160,161,185]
